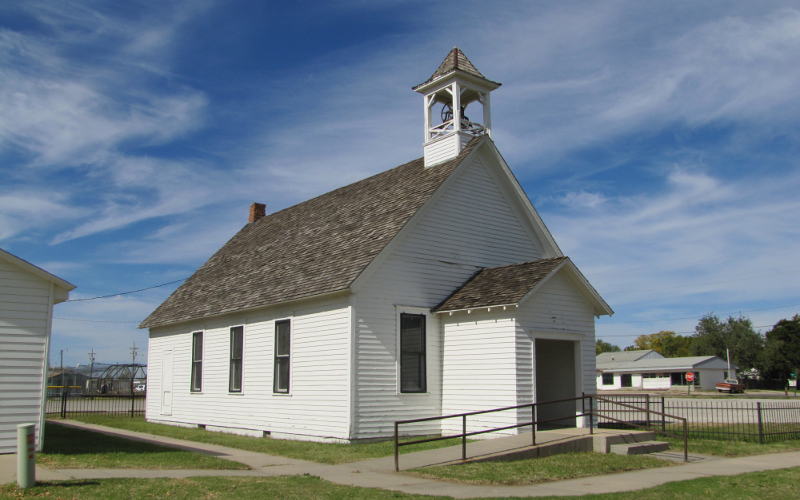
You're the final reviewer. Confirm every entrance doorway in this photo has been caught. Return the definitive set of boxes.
[535,338,577,428]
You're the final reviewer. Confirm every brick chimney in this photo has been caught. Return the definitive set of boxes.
[248,202,266,223]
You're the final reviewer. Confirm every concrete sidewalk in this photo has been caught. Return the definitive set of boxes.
[2,420,799,498]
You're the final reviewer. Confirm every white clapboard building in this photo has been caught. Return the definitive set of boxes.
[0,249,74,453]
[596,350,736,391]
[141,49,613,442]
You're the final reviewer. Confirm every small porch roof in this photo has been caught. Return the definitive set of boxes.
[433,256,612,316]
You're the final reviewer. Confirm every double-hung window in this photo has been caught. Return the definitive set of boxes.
[400,313,426,393]
[273,320,290,393]
[229,326,244,393]
[190,331,203,392]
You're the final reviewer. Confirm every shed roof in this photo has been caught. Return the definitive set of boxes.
[140,139,481,329]
[0,248,75,297]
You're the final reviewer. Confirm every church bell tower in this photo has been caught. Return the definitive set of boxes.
[413,48,501,167]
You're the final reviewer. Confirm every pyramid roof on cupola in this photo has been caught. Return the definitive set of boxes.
[413,47,501,90]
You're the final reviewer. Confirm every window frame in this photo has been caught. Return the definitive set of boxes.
[190,331,203,393]
[228,325,244,393]
[601,373,614,385]
[398,310,428,394]
[273,319,291,394]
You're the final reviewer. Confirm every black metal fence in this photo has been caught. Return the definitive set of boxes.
[595,394,800,443]
[45,392,145,417]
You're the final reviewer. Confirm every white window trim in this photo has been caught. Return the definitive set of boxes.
[273,317,293,396]
[228,324,245,394]
[395,306,431,395]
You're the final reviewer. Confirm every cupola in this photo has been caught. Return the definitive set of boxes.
[413,48,501,167]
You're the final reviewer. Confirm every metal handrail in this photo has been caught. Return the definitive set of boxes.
[394,395,591,471]
[393,393,689,471]
[592,395,688,462]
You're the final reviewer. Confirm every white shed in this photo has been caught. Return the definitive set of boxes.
[0,249,74,453]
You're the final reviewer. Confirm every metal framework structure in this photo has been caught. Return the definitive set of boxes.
[87,363,147,395]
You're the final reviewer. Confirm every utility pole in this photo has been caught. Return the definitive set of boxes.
[88,348,96,394]
[129,342,139,415]
[726,347,731,380]
[59,349,64,394]
[130,342,139,395]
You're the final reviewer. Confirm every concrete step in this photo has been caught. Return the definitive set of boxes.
[609,440,670,456]
[593,431,656,453]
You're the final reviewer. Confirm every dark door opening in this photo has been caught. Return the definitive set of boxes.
[535,338,577,428]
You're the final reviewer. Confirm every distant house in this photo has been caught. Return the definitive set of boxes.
[141,48,613,442]
[46,368,89,396]
[596,350,735,391]
[0,249,74,454]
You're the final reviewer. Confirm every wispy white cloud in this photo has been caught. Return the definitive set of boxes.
[546,167,800,320]
[4,0,800,361]
[0,192,87,240]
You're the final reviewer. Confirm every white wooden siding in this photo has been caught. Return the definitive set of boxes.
[0,259,51,453]
[146,295,352,441]
[516,270,597,401]
[440,310,522,436]
[352,154,544,439]
[424,133,460,167]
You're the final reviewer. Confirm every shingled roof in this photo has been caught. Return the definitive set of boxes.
[140,139,482,329]
[434,257,568,313]
[413,47,501,90]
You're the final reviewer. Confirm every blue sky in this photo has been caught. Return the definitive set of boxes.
[2,1,799,366]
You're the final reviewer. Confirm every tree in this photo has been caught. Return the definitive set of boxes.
[760,315,800,383]
[630,330,693,357]
[596,339,621,355]
[690,314,763,370]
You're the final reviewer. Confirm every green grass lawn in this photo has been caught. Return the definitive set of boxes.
[39,422,247,470]
[61,416,465,464]
[3,468,800,499]
[410,452,671,485]
[662,435,800,457]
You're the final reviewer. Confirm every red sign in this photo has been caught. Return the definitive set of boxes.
[685,372,695,382]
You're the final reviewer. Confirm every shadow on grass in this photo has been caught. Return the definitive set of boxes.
[44,422,183,456]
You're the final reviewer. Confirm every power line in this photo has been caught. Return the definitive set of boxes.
[65,278,186,302]
[54,317,140,324]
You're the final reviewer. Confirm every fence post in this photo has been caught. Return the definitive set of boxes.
[661,396,666,432]
[531,403,536,446]
[462,415,467,461]
[589,395,594,435]
[60,391,67,419]
[757,402,764,444]
[683,420,688,462]
[645,394,651,429]
[394,422,399,472]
